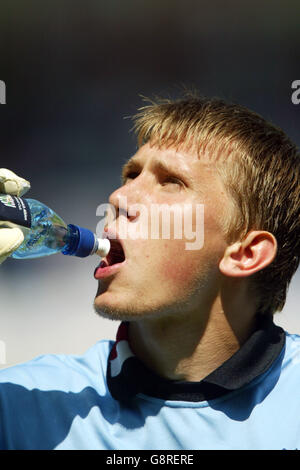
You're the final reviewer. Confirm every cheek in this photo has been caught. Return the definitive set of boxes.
[157,242,202,287]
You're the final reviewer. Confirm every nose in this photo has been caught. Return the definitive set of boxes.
[108,179,144,224]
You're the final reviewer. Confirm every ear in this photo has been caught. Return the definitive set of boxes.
[219,231,278,278]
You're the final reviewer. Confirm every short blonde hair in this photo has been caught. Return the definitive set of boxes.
[131,91,300,314]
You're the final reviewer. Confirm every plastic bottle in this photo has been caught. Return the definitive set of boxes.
[0,194,110,260]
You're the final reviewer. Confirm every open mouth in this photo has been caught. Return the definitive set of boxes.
[94,238,126,280]
[104,239,126,267]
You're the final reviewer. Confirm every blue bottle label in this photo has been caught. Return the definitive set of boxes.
[0,194,31,228]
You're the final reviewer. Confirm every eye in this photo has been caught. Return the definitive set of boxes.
[122,171,140,184]
[161,176,184,187]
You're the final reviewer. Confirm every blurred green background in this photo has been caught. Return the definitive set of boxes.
[0,0,299,367]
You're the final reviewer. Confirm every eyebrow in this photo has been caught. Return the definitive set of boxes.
[121,157,189,184]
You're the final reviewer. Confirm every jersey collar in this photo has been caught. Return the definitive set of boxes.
[106,314,285,403]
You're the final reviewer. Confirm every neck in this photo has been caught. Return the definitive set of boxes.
[128,284,257,382]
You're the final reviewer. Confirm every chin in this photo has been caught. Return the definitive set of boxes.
[93,292,141,321]
[93,292,185,324]
[93,282,148,321]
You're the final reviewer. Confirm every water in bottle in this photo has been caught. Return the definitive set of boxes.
[0,194,110,260]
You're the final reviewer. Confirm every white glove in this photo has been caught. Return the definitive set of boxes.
[0,169,31,264]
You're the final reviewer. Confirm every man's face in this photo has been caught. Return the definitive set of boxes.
[94,142,231,320]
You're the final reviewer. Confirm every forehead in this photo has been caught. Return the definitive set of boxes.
[132,142,198,165]
[127,142,220,188]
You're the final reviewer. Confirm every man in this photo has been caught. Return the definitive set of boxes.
[0,93,299,450]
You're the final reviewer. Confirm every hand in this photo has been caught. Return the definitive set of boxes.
[0,169,31,264]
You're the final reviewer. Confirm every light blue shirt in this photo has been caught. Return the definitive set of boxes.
[0,332,300,450]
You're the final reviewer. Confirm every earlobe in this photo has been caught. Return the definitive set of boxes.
[219,231,278,278]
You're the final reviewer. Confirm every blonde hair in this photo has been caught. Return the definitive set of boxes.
[131,91,300,314]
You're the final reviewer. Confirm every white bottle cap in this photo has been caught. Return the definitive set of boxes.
[96,238,110,257]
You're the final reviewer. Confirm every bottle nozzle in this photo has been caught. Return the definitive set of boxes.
[96,238,110,257]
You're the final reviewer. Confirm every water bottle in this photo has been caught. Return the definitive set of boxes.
[0,193,110,260]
